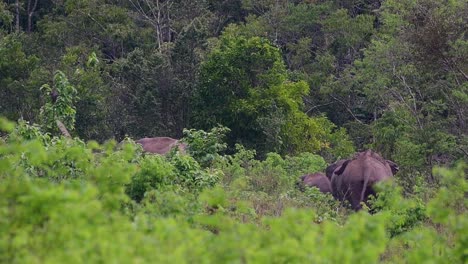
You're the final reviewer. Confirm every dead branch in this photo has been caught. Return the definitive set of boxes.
[329,95,364,124]
[56,120,71,138]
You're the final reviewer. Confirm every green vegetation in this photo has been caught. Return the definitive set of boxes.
[0,0,467,262]
[0,120,467,262]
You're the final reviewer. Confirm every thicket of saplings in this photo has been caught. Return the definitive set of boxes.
[0,118,466,263]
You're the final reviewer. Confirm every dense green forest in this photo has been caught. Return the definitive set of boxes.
[0,0,467,262]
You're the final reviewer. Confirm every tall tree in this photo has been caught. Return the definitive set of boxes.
[37,0,137,61]
[129,0,215,52]
[193,33,354,157]
[0,2,13,32]
[0,34,44,122]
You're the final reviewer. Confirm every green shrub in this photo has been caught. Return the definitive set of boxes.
[125,155,176,202]
[182,126,230,167]
[299,187,347,223]
[370,181,427,237]
[7,118,51,143]
[139,189,202,219]
[1,119,466,263]
[215,144,257,185]
[284,152,328,176]
[39,70,78,134]
[427,162,468,263]
[248,153,290,195]
[384,162,467,263]
[168,153,221,191]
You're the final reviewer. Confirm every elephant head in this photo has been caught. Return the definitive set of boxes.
[330,150,398,210]
[135,137,186,155]
[385,159,399,174]
[325,159,347,180]
[297,172,332,194]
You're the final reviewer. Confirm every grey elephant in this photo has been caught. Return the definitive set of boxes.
[136,137,187,155]
[297,172,332,194]
[328,150,399,210]
[325,159,347,180]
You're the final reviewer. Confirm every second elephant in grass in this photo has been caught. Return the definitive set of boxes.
[297,173,332,194]
[328,150,399,211]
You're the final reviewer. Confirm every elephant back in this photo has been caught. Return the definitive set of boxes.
[136,137,185,155]
[335,150,394,180]
[330,150,397,210]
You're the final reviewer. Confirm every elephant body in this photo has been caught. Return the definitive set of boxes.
[330,150,398,210]
[297,173,332,194]
[136,137,186,155]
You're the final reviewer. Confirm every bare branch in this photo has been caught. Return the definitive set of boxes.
[444,57,468,81]
[56,120,71,138]
[305,102,334,114]
[329,95,363,124]
[458,147,468,157]
[393,73,423,130]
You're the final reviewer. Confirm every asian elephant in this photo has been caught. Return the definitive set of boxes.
[330,150,399,210]
[297,172,332,194]
[135,137,187,155]
[325,159,347,180]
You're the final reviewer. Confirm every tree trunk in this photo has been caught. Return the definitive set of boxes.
[15,0,20,32]
[56,120,72,138]
[27,0,38,32]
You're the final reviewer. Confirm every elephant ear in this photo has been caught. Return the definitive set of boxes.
[386,160,399,175]
[333,160,351,176]
[325,164,337,179]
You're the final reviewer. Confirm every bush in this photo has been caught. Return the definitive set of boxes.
[182,126,230,167]
[221,151,327,197]
[1,119,466,263]
[214,144,257,185]
[139,189,202,219]
[299,187,347,223]
[168,153,221,191]
[383,162,467,263]
[284,152,328,176]
[370,181,427,237]
[125,155,176,202]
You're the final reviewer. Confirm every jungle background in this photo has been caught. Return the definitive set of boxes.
[0,0,467,262]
